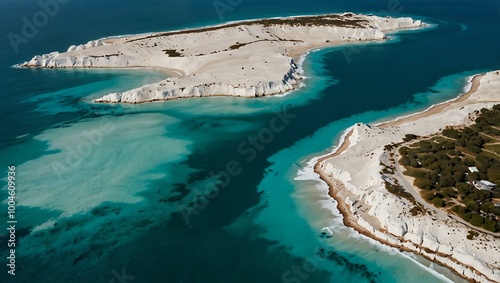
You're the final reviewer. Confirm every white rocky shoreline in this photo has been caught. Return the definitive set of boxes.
[17,13,423,103]
[315,71,500,283]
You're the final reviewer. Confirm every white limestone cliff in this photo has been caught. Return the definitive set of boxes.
[17,13,423,103]
[317,71,500,283]
[94,59,302,103]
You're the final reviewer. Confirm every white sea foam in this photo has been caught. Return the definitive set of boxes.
[294,125,354,182]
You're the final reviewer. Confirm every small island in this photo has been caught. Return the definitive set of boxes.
[18,13,422,103]
[316,71,500,283]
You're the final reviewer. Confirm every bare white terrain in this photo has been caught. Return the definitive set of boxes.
[19,13,422,103]
[316,70,500,283]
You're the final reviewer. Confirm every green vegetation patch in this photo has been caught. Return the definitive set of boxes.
[398,105,500,232]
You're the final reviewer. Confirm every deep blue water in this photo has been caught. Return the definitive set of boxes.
[0,0,499,282]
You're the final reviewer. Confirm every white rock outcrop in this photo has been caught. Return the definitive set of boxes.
[18,13,423,103]
[95,59,301,103]
[317,71,500,283]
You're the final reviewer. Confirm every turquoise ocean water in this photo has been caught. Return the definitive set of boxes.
[0,0,499,282]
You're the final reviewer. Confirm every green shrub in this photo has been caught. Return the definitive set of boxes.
[414,178,433,190]
[468,213,485,226]
[441,187,457,198]
[443,128,459,139]
[482,218,499,232]
[465,200,480,212]
[403,134,418,142]
[425,192,435,201]
[432,197,446,207]
[399,146,409,156]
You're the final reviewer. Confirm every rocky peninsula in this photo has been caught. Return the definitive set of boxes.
[316,70,500,283]
[18,13,423,103]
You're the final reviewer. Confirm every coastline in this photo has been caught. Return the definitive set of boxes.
[100,13,432,47]
[314,71,500,283]
[377,74,483,128]
[314,165,486,283]
[11,64,184,78]
[18,13,424,104]
[98,12,414,43]
[96,13,335,43]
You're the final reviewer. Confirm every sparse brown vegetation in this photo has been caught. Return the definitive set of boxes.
[163,49,182,57]
[126,15,368,43]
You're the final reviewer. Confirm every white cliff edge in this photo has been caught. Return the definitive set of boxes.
[17,13,423,103]
[94,59,302,103]
[317,71,500,283]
